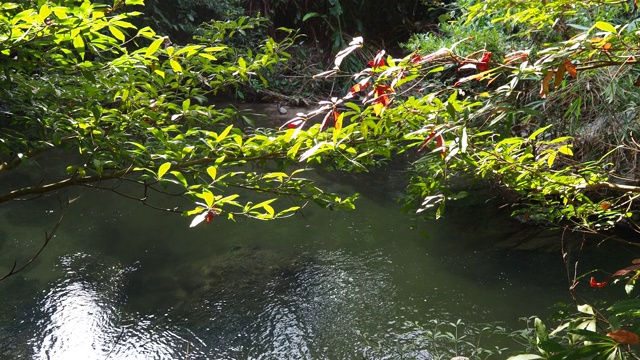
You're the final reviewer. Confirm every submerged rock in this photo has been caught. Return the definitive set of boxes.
[162,245,313,309]
[123,245,312,314]
[191,245,310,293]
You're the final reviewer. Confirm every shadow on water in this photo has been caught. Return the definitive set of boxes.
[1,155,632,359]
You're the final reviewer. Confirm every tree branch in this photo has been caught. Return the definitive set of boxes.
[0,197,70,282]
[579,181,640,193]
[0,167,134,204]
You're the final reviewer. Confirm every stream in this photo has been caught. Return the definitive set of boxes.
[0,153,605,359]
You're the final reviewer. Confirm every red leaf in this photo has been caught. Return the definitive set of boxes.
[372,85,393,107]
[417,132,446,156]
[374,84,393,95]
[477,52,492,72]
[368,50,386,69]
[612,264,640,277]
[436,134,446,155]
[320,109,333,131]
[565,59,577,78]
[280,118,304,130]
[503,52,528,64]
[540,71,554,98]
[607,330,640,345]
[418,132,436,152]
[590,276,609,288]
[205,208,219,223]
[349,78,371,95]
[373,94,390,106]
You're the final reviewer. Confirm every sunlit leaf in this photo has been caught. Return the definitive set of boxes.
[300,142,329,162]
[558,145,573,156]
[189,211,207,228]
[108,25,125,42]
[200,190,214,207]
[157,162,171,179]
[528,125,551,140]
[217,125,233,143]
[595,21,617,34]
[547,151,556,167]
[145,37,164,57]
[238,57,247,70]
[73,35,85,60]
[169,59,182,73]
[506,354,544,360]
[206,166,217,181]
[578,304,595,315]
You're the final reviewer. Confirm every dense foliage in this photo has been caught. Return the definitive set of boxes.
[0,0,360,228]
[2,0,640,358]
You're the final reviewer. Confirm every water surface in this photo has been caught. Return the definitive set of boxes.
[0,163,578,359]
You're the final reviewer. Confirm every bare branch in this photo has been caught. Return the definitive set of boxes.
[0,197,70,282]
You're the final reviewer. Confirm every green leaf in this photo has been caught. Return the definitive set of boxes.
[182,98,190,113]
[578,304,595,315]
[157,162,171,179]
[200,190,214,207]
[145,37,164,58]
[595,21,617,34]
[507,354,544,360]
[608,299,640,313]
[217,125,233,143]
[206,166,217,181]
[300,142,332,162]
[204,46,226,52]
[169,59,182,73]
[547,151,557,167]
[73,35,85,60]
[171,171,188,187]
[302,12,321,21]
[199,53,217,61]
[287,140,303,158]
[238,57,247,70]
[528,125,551,140]
[39,4,52,19]
[108,25,125,42]
[535,317,548,342]
[558,145,573,156]
[538,340,565,353]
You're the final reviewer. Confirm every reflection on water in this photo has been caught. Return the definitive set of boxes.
[0,165,576,359]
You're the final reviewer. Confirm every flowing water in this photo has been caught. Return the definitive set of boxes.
[0,156,601,359]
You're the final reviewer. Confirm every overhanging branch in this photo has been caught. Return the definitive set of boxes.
[0,167,134,203]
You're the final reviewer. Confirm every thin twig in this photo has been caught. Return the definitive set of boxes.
[0,196,71,282]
